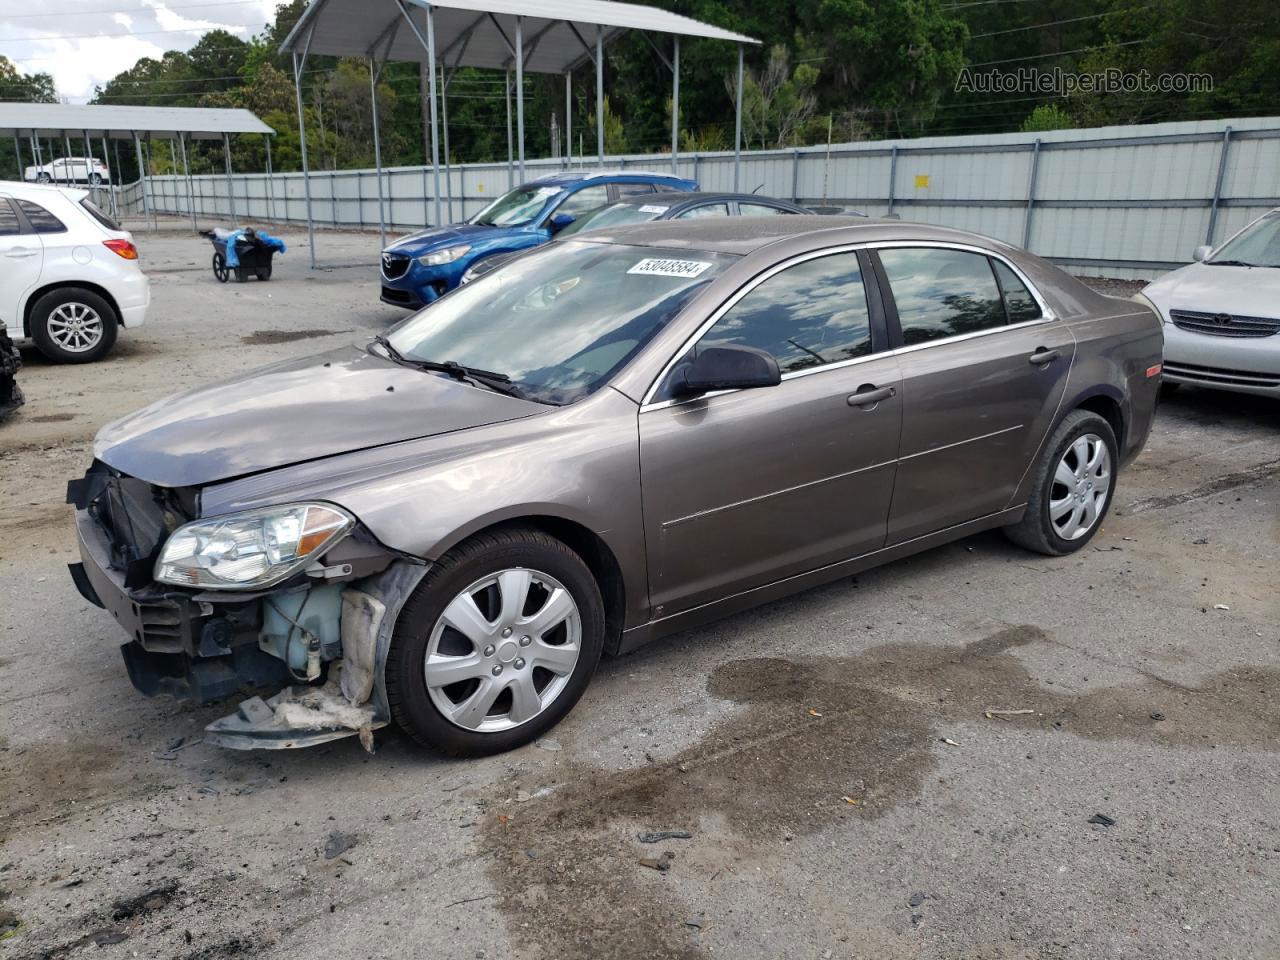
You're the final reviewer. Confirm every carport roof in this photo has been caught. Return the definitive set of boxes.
[0,103,275,140]
[279,0,759,74]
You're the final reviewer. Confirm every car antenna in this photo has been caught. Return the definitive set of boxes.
[752,183,765,194]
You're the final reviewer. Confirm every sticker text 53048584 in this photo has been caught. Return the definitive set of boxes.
[627,258,713,278]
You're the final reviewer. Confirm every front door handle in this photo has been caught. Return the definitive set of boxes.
[847,384,896,408]
[4,249,37,259]
[1029,347,1061,366]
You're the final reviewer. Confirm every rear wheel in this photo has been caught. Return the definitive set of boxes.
[36,173,51,184]
[88,173,103,185]
[386,526,605,756]
[1004,409,1117,556]
[212,252,229,282]
[29,288,118,363]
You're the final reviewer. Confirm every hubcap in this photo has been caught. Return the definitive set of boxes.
[1048,433,1111,541]
[423,568,582,733]
[47,302,104,353]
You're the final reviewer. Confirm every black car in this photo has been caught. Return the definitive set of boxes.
[459,191,810,285]
[0,317,23,419]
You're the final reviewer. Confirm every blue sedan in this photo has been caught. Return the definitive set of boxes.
[379,170,697,309]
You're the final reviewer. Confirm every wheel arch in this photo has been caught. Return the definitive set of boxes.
[23,280,123,338]
[1071,389,1126,453]
[433,515,628,656]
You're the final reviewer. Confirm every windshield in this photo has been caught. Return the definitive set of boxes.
[468,184,562,227]
[559,201,669,237]
[386,241,736,405]
[1209,212,1280,267]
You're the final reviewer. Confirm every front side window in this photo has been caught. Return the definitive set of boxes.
[879,248,1005,345]
[676,202,730,220]
[1209,212,1280,268]
[468,184,561,227]
[387,241,736,405]
[696,252,873,374]
[17,200,66,234]
[555,185,609,220]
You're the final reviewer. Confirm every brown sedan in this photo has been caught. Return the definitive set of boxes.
[70,217,1163,756]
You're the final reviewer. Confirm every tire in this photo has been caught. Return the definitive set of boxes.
[88,173,103,185]
[1003,409,1118,556]
[29,288,118,364]
[212,252,229,282]
[36,173,51,183]
[386,526,605,757]
[255,267,271,281]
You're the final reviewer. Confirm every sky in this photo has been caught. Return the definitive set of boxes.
[2,0,279,103]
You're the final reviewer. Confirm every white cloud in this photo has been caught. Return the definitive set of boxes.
[112,12,134,29]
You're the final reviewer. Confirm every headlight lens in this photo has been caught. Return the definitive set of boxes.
[1131,290,1167,323]
[418,244,471,267]
[154,503,354,590]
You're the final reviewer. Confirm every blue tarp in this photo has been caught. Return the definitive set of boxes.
[222,228,287,267]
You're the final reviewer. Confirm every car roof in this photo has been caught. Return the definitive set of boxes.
[0,179,87,202]
[619,191,805,210]
[574,214,1021,257]
[528,170,694,187]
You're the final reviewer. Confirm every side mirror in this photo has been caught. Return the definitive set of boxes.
[671,344,781,398]
[549,213,576,234]
[1192,244,1213,262]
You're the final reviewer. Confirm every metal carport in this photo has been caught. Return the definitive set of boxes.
[0,103,274,231]
[279,0,759,266]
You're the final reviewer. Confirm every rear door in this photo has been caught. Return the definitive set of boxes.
[871,244,1075,543]
[639,248,902,616]
[0,197,43,329]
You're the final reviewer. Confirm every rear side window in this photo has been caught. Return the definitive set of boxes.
[615,183,655,197]
[675,202,730,219]
[878,248,1005,345]
[80,198,121,232]
[698,252,873,373]
[739,203,790,217]
[556,185,609,219]
[991,259,1042,323]
[0,200,20,236]
[16,200,67,234]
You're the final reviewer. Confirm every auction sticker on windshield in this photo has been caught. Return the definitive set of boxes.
[638,205,670,214]
[627,258,713,278]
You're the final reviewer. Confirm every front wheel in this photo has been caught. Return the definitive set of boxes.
[36,173,51,183]
[386,527,605,756]
[1003,409,1117,556]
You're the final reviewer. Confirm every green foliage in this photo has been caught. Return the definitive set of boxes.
[1021,104,1074,133]
[0,55,56,104]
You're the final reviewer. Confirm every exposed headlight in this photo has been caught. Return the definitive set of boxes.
[155,503,354,590]
[418,244,471,267]
[1131,291,1167,323]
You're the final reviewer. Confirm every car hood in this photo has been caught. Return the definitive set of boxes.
[95,345,544,488]
[384,222,525,255]
[1144,262,1280,316]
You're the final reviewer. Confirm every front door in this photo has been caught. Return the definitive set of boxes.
[639,249,902,617]
[0,198,43,327]
[872,245,1076,544]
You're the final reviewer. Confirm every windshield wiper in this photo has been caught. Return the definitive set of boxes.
[372,334,405,363]
[372,335,548,402]
[1207,259,1259,267]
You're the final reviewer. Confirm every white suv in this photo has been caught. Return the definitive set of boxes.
[24,157,111,185]
[0,181,149,363]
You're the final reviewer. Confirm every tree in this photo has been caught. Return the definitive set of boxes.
[0,56,56,104]
[1021,103,1074,132]
[732,45,819,149]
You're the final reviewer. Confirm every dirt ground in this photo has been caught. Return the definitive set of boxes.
[1,221,1277,960]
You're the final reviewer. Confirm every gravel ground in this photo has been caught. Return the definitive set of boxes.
[1,223,1277,960]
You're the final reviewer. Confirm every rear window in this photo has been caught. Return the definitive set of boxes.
[80,197,121,232]
[0,200,20,236]
[16,200,66,234]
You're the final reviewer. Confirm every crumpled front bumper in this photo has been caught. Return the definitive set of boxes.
[67,473,429,751]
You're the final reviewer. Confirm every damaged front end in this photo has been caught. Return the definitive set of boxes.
[0,319,24,419]
[67,461,427,751]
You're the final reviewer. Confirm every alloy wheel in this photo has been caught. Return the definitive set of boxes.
[424,568,582,733]
[1048,433,1111,540]
[47,302,105,353]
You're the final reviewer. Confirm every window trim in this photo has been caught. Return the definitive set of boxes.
[0,197,24,237]
[640,243,889,409]
[640,240,1057,411]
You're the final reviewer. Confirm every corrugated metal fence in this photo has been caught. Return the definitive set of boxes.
[133,116,1280,279]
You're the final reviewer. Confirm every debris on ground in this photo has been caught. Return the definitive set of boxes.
[535,739,562,752]
[908,892,928,907]
[0,909,19,942]
[984,708,1035,720]
[1150,713,1166,721]
[940,738,960,747]
[323,832,357,859]
[637,830,693,843]
[807,708,823,717]
[1088,813,1116,827]
[1193,537,1209,545]
[1213,604,1230,610]
[840,795,859,805]
[639,852,676,872]
[514,790,532,803]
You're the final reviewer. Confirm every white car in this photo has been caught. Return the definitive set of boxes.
[1140,208,1280,398]
[0,181,149,363]
[24,157,111,185]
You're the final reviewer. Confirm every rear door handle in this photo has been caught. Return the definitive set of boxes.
[1029,348,1061,366]
[847,384,896,408]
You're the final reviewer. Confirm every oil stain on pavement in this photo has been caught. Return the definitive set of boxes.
[480,626,1280,960]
